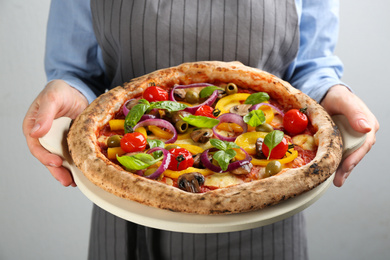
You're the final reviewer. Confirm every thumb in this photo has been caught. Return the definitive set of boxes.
[29,97,61,138]
[341,101,372,134]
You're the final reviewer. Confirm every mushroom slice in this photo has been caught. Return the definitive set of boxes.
[230,163,253,175]
[173,88,187,100]
[177,172,205,193]
[255,138,267,159]
[229,104,252,116]
[192,153,213,169]
[190,129,214,143]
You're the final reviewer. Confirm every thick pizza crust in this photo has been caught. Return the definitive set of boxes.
[67,61,342,215]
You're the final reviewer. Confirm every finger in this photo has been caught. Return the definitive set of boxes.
[27,136,63,167]
[47,165,77,187]
[333,131,376,187]
[29,94,61,138]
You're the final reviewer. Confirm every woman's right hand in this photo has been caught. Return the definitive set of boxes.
[23,80,89,187]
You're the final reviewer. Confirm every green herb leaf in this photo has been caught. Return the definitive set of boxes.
[263,130,284,160]
[243,110,266,127]
[147,139,165,158]
[124,99,150,133]
[181,115,220,128]
[244,92,270,105]
[149,101,188,112]
[116,153,162,171]
[210,139,239,151]
[199,86,224,98]
[213,149,237,171]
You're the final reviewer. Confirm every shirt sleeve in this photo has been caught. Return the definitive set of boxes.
[285,0,347,103]
[44,0,107,103]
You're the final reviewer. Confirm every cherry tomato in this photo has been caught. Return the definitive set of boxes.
[168,148,194,171]
[120,132,147,153]
[283,108,308,135]
[194,105,216,118]
[142,86,168,102]
[262,137,289,159]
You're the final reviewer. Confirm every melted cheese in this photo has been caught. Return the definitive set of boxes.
[205,172,244,188]
[292,134,316,151]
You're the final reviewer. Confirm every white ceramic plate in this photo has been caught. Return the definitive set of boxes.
[39,115,365,233]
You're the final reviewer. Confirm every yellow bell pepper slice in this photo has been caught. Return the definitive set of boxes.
[163,167,214,179]
[215,93,250,114]
[107,147,126,160]
[169,143,204,154]
[134,126,147,137]
[148,125,173,139]
[109,119,125,131]
[216,123,244,133]
[234,131,268,155]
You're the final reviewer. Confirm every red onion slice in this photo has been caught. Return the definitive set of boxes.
[200,148,252,173]
[212,113,248,142]
[123,99,137,116]
[250,102,285,117]
[143,147,171,179]
[134,119,177,143]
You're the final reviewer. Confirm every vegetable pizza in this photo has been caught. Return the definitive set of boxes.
[67,61,342,215]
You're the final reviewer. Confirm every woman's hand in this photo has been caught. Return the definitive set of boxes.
[23,80,89,187]
[321,85,379,187]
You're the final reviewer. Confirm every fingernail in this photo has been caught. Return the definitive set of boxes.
[30,123,40,134]
[358,119,370,130]
[48,163,59,168]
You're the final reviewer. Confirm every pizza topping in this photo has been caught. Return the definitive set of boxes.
[190,129,214,143]
[230,163,253,175]
[255,138,267,159]
[212,113,247,142]
[229,104,252,116]
[167,148,194,171]
[224,83,238,95]
[122,98,139,116]
[107,135,122,148]
[184,90,200,104]
[142,86,169,102]
[262,131,288,160]
[244,92,270,105]
[134,118,178,143]
[265,161,282,177]
[199,86,225,98]
[250,102,285,117]
[181,115,220,128]
[195,105,217,118]
[120,132,147,153]
[255,123,274,133]
[243,110,266,127]
[177,172,205,193]
[283,108,308,135]
[175,120,189,134]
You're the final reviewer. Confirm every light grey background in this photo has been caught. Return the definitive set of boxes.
[1,0,389,259]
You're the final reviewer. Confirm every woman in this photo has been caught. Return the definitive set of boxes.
[23,0,378,259]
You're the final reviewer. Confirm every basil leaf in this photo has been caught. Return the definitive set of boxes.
[210,139,239,151]
[181,115,220,128]
[199,86,224,98]
[213,149,237,171]
[124,100,150,133]
[117,153,163,171]
[243,110,266,127]
[149,101,188,112]
[244,92,270,105]
[263,130,284,160]
[147,139,165,158]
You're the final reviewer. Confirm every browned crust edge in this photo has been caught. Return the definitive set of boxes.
[67,61,343,215]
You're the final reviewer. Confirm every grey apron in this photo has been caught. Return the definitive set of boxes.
[89,0,305,259]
